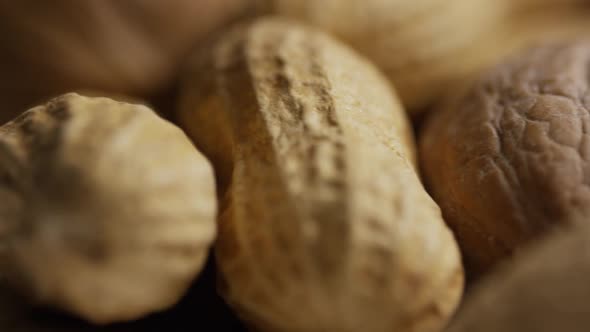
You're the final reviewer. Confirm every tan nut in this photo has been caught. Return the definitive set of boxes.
[256,0,505,111]
[447,222,590,332]
[0,0,254,124]
[420,39,590,273]
[0,93,216,324]
[256,0,590,112]
[178,18,463,332]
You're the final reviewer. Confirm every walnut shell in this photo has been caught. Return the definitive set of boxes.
[0,93,216,324]
[178,18,463,332]
[420,40,590,273]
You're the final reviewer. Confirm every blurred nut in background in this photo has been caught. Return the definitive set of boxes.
[0,0,251,124]
[257,0,590,113]
[257,0,506,112]
[447,222,590,332]
[2,0,590,122]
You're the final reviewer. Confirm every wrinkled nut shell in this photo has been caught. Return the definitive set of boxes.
[0,93,216,324]
[447,223,590,332]
[179,18,463,332]
[420,39,590,273]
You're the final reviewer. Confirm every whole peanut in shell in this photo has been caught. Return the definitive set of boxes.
[420,40,590,273]
[0,93,216,324]
[178,18,463,332]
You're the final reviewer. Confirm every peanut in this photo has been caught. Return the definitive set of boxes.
[0,93,216,324]
[178,18,463,332]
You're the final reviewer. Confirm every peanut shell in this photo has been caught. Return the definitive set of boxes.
[0,93,216,324]
[179,18,463,332]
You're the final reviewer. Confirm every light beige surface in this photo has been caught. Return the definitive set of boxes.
[258,0,590,113]
[0,93,217,324]
[179,18,463,332]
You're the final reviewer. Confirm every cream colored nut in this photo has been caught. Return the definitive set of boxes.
[0,93,216,324]
[256,0,505,111]
[420,40,590,274]
[256,0,590,112]
[178,18,463,332]
[447,222,590,332]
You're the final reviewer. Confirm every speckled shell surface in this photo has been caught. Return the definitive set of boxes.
[179,18,463,332]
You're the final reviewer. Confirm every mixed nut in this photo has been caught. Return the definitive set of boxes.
[2,1,590,332]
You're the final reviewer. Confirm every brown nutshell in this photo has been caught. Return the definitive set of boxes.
[447,222,590,332]
[420,39,590,273]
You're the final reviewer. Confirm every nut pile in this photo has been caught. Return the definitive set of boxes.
[2,1,590,332]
